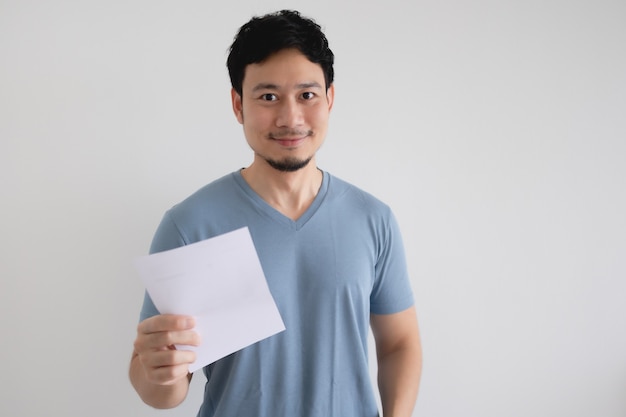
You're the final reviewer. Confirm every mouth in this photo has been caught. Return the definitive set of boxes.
[269,131,312,147]
[274,137,306,147]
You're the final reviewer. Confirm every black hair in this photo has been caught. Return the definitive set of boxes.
[227,10,334,96]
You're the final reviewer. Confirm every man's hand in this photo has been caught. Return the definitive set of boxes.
[130,314,200,408]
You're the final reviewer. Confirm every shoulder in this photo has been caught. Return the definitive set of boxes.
[325,172,393,218]
[168,172,241,217]
[155,171,249,245]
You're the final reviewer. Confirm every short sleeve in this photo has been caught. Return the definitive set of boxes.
[369,210,414,314]
[138,211,187,322]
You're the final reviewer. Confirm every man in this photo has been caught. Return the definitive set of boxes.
[130,10,422,417]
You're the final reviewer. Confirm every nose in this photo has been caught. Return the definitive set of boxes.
[276,98,303,128]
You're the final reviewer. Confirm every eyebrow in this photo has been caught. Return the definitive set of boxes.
[251,81,323,92]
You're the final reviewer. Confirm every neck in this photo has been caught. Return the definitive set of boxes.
[241,158,323,221]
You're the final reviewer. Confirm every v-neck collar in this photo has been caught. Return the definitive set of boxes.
[232,169,329,231]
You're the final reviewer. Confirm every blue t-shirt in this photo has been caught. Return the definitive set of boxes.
[140,170,414,417]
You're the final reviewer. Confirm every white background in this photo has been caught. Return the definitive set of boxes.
[1,1,625,416]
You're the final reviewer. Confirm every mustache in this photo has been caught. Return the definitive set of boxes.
[268,130,313,140]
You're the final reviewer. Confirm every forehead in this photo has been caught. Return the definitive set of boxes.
[242,48,325,90]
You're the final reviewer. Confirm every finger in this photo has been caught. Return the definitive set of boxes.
[135,329,201,352]
[140,348,197,369]
[145,363,193,386]
[138,314,196,335]
[149,330,202,350]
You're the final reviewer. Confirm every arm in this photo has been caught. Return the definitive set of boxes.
[370,306,422,417]
[129,314,200,409]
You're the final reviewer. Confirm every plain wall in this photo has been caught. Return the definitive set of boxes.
[1,0,625,416]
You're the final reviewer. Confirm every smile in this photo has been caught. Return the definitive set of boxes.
[269,131,312,147]
[273,137,306,147]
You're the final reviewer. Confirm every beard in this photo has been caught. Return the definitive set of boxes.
[264,155,313,172]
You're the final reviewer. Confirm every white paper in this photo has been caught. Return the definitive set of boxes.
[133,227,285,372]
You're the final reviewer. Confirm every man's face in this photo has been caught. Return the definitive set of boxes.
[231,48,334,172]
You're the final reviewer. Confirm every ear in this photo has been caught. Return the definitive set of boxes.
[231,88,244,124]
[326,83,335,112]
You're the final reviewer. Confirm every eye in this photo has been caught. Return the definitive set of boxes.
[260,93,277,101]
[301,91,316,100]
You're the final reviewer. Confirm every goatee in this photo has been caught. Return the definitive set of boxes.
[265,156,313,172]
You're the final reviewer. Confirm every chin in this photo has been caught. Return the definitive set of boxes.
[266,156,313,172]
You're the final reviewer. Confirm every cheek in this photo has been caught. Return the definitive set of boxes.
[310,107,330,127]
[242,114,273,139]
[242,105,271,127]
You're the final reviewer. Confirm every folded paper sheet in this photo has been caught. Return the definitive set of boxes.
[134,227,285,372]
